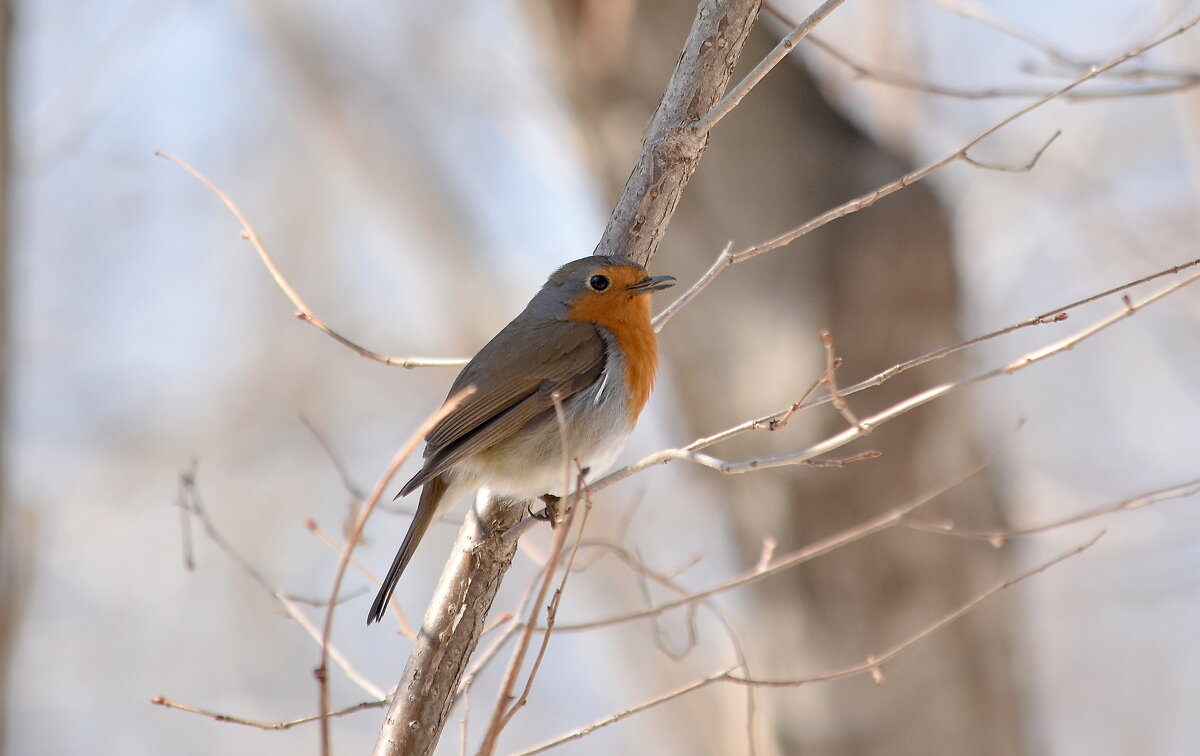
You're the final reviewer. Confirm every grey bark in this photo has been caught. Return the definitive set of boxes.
[594,0,761,267]
[372,497,524,756]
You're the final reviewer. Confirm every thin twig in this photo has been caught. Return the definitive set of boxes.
[511,668,739,756]
[694,0,846,132]
[905,477,1200,544]
[316,387,475,756]
[726,532,1103,686]
[651,20,1200,332]
[731,17,1199,265]
[815,256,1200,411]
[552,461,990,633]
[819,331,862,431]
[586,260,1200,487]
[509,468,592,716]
[171,469,384,700]
[177,459,197,571]
[155,151,468,369]
[652,242,732,332]
[301,414,367,502]
[305,519,415,638]
[963,130,1062,172]
[516,531,1099,754]
[478,397,586,754]
[151,695,385,731]
[798,31,1200,101]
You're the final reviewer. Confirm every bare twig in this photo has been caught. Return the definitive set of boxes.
[554,461,990,632]
[694,0,846,132]
[905,477,1200,544]
[316,387,474,756]
[305,519,415,638]
[509,472,592,717]
[652,241,732,332]
[155,151,468,369]
[933,0,1195,83]
[819,331,862,431]
[753,2,1200,101]
[517,532,1099,754]
[557,451,1191,637]
[300,415,367,502]
[177,459,197,571]
[818,256,1200,409]
[151,695,385,731]
[478,396,588,754]
[799,31,1200,101]
[731,17,1198,266]
[170,471,384,700]
[587,261,1200,488]
[963,130,1062,172]
[649,19,1200,330]
[511,667,739,756]
[727,532,1103,686]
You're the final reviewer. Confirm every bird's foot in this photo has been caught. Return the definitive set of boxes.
[531,494,562,528]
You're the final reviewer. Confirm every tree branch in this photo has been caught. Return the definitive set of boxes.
[592,0,762,267]
[371,493,526,756]
[155,151,468,369]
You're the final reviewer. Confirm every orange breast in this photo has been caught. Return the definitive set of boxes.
[565,284,658,425]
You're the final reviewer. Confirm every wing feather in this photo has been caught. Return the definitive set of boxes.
[399,319,604,496]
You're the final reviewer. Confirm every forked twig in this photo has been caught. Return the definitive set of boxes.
[694,0,847,132]
[651,18,1200,326]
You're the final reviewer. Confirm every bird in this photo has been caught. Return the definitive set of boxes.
[367,255,675,624]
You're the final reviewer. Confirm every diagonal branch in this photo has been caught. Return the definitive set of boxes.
[693,0,846,132]
[592,0,762,267]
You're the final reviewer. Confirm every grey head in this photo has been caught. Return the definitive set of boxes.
[524,255,674,320]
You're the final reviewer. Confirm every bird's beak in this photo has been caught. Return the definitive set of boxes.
[626,274,676,293]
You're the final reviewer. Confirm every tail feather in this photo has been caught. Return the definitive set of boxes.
[367,474,450,625]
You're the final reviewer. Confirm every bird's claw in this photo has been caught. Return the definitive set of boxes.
[531,494,562,529]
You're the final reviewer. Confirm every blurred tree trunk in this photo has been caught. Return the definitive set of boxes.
[0,2,15,751]
[531,2,1021,754]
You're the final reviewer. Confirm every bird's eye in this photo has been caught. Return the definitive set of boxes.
[588,274,610,292]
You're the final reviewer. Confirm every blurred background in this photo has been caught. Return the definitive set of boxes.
[4,0,1200,754]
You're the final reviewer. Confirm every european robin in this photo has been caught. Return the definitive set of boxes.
[367,255,675,624]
